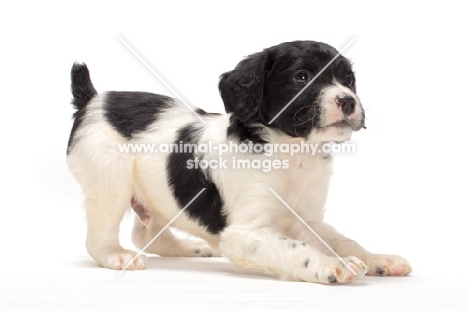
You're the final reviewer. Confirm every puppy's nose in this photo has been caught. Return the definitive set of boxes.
[336,97,356,115]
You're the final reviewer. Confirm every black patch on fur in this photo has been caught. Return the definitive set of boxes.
[303,258,310,268]
[67,62,97,154]
[328,276,337,283]
[375,267,385,275]
[104,91,174,139]
[227,116,267,144]
[219,51,268,123]
[249,241,259,253]
[290,242,297,248]
[70,62,97,110]
[166,124,227,234]
[301,242,306,246]
[278,237,287,240]
[196,108,222,117]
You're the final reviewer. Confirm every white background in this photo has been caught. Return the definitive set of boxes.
[1,0,467,310]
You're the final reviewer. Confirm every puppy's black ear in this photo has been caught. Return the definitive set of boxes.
[219,52,269,122]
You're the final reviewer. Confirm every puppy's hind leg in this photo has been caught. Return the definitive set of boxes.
[72,153,147,270]
[131,206,218,258]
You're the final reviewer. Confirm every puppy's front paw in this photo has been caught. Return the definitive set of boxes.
[192,240,219,258]
[106,250,147,270]
[360,254,412,276]
[314,256,368,284]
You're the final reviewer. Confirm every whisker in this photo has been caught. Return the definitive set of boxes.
[292,105,319,127]
[292,105,312,122]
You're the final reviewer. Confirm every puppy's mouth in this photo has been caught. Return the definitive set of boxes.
[321,119,353,128]
[320,118,366,131]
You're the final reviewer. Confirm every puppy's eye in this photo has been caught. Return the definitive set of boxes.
[346,76,354,87]
[293,71,311,84]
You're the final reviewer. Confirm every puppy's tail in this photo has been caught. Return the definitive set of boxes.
[70,62,97,110]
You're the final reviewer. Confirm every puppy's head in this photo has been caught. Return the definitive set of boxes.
[219,41,365,142]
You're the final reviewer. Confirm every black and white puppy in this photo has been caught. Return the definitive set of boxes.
[67,41,411,284]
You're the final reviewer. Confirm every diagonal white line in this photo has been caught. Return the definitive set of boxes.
[268,188,357,276]
[118,36,207,125]
[117,188,206,276]
[268,37,356,125]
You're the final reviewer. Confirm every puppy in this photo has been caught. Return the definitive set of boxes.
[67,41,411,284]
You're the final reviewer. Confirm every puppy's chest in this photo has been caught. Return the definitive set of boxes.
[274,154,332,215]
[281,153,331,185]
